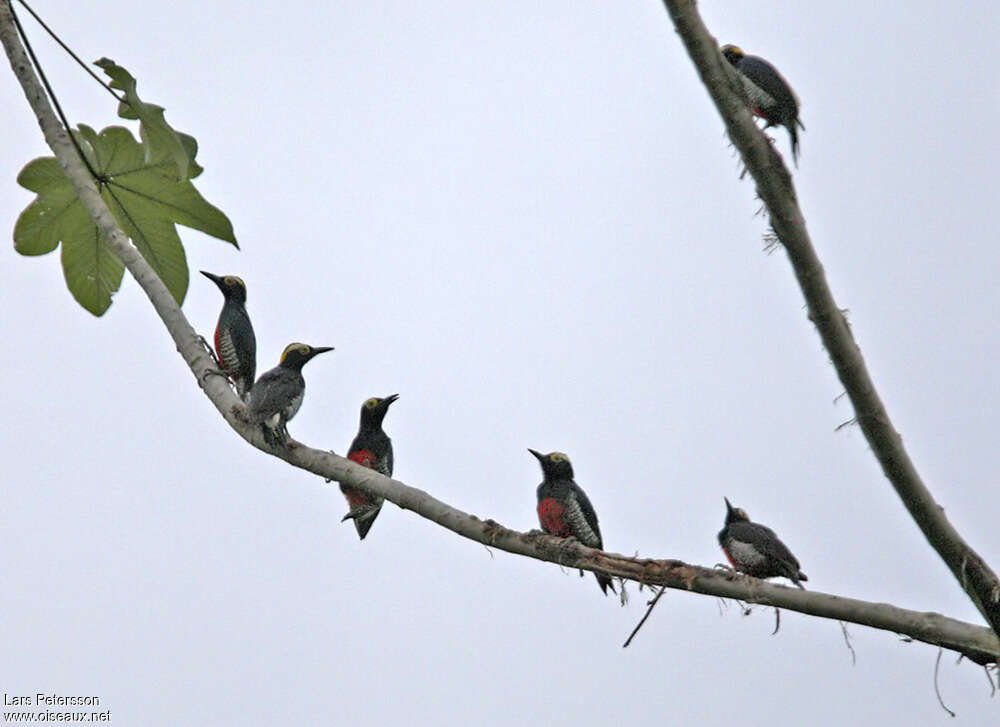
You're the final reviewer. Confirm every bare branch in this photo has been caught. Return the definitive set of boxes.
[2,0,998,671]
[660,0,1000,640]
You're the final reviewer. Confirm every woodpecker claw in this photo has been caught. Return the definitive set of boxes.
[197,335,220,364]
[482,518,502,546]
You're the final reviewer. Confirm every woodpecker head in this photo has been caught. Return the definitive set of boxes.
[359,394,399,429]
[200,270,248,304]
[529,449,574,480]
[721,44,745,66]
[724,497,751,525]
[278,342,334,369]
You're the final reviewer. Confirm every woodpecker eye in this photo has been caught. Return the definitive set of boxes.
[364,398,379,409]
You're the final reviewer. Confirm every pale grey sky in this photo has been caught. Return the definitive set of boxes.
[3,1,999,724]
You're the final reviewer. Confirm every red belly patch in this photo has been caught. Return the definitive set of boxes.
[349,449,375,468]
[344,450,376,508]
[723,547,737,569]
[538,498,570,537]
[341,484,370,509]
[213,328,226,368]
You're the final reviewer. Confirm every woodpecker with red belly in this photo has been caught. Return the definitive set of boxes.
[201,271,257,398]
[529,449,615,595]
[721,44,804,165]
[718,497,807,588]
[247,343,333,446]
[341,394,398,540]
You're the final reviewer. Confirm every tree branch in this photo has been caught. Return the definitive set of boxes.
[3,0,997,668]
[659,0,1000,641]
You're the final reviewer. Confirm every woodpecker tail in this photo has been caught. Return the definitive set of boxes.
[260,422,287,447]
[596,572,616,596]
[792,570,808,589]
[787,121,800,167]
[342,500,384,540]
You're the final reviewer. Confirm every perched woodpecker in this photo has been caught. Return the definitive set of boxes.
[341,394,398,540]
[529,449,615,595]
[721,45,804,165]
[247,343,333,446]
[201,271,257,398]
[718,497,807,588]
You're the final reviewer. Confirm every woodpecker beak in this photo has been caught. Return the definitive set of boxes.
[200,270,224,289]
[383,393,400,407]
[724,496,735,514]
[527,448,544,462]
[309,346,335,357]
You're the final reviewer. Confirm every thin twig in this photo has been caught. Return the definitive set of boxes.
[840,621,857,665]
[934,648,956,717]
[623,586,667,649]
[983,665,997,698]
[14,0,121,101]
[8,1,99,179]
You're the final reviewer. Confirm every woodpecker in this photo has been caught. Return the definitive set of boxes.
[529,449,615,595]
[341,394,398,540]
[247,343,333,446]
[201,271,257,398]
[718,497,807,588]
[721,44,804,165]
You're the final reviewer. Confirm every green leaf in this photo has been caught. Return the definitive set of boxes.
[14,124,237,316]
[61,215,125,316]
[95,57,194,180]
[14,158,82,256]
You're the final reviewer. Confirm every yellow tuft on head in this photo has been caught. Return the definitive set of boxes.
[721,44,745,64]
[224,276,245,289]
[549,452,569,464]
[280,342,309,363]
[364,397,380,409]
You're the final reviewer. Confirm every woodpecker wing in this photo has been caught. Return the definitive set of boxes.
[225,306,256,383]
[734,55,800,125]
[563,485,604,550]
[728,520,802,577]
[247,367,301,422]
